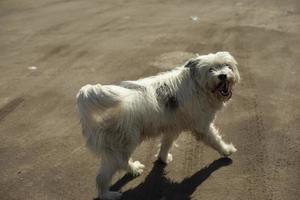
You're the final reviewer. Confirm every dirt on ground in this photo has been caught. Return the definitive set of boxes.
[0,0,299,199]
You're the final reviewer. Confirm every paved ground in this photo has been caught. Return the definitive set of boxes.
[1,0,300,199]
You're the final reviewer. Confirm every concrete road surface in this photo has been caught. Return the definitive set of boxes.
[1,0,299,199]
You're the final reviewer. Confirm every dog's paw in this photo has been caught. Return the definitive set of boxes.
[157,153,173,164]
[221,143,237,157]
[99,191,122,200]
[129,160,145,176]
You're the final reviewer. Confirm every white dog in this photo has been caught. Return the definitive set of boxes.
[76,52,240,200]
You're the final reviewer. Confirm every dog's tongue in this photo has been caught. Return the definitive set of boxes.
[217,81,227,92]
[222,81,228,92]
[218,81,232,98]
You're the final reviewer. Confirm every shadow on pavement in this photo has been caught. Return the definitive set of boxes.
[109,157,232,200]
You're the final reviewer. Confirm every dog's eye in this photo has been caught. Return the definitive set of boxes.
[228,66,233,71]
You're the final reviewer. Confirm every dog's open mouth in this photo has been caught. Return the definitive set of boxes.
[214,81,232,99]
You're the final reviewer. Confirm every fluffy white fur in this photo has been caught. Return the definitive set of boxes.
[76,51,240,200]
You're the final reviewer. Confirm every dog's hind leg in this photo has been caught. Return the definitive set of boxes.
[125,158,145,176]
[119,144,145,176]
[157,133,179,164]
[96,155,122,200]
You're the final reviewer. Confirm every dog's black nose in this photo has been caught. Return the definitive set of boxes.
[218,74,227,81]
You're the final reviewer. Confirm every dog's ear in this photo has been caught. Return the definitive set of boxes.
[184,58,199,68]
[184,58,202,81]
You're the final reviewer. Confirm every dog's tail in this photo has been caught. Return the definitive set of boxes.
[76,84,121,131]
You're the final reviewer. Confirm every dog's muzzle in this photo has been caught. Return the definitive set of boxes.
[213,80,232,100]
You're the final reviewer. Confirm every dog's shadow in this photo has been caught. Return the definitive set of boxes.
[110,157,232,200]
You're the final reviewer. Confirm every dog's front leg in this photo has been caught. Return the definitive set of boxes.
[195,124,237,157]
[157,133,179,163]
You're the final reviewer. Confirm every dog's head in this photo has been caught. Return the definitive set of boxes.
[185,52,240,102]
